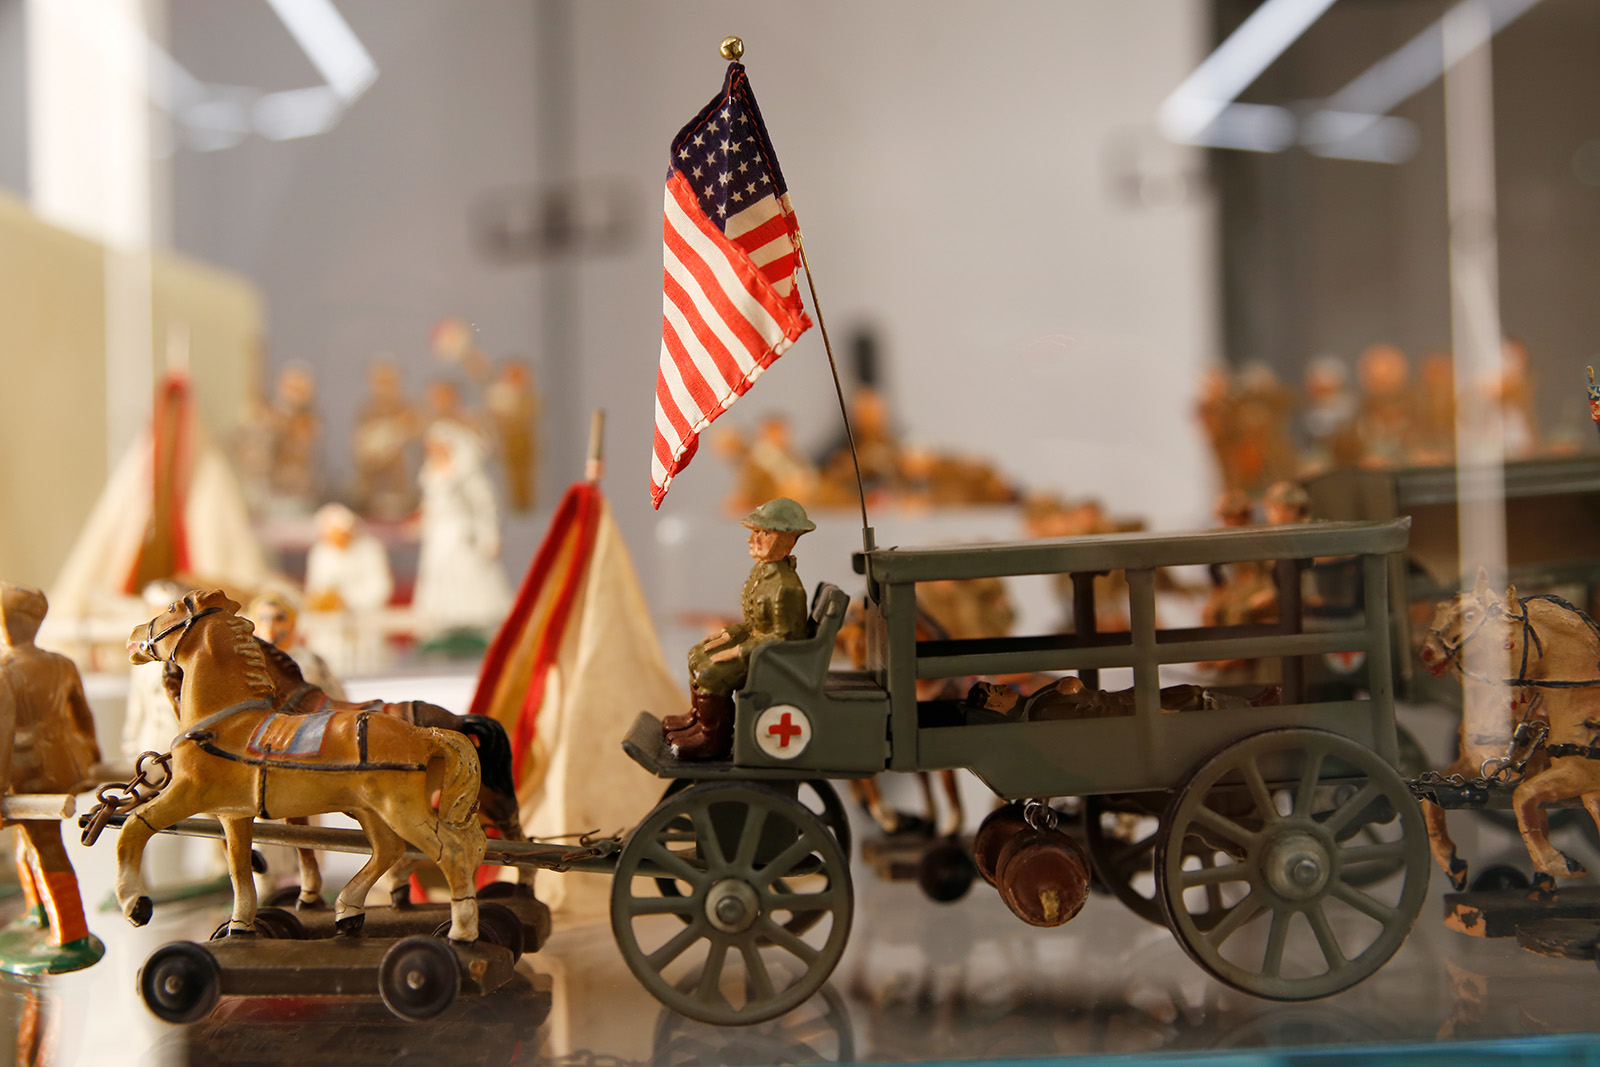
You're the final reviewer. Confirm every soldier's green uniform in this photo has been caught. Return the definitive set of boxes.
[688,556,808,695]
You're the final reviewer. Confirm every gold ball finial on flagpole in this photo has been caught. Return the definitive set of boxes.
[720,36,744,62]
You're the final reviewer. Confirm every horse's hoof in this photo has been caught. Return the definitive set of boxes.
[128,896,153,927]
[390,885,413,909]
[1564,855,1589,877]
[1447,857,1470,893]
[296,894,327,912]
[335,912,366,937]
[1529,872,1558,901]
[227,926,257,938]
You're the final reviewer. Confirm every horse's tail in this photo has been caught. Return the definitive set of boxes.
[427,728,481,829]
[456,715,517,803]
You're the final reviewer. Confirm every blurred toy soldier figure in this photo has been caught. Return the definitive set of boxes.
[413,422,512,640]
[268,363,322,508]
[123,579,187,764]
[1300,356,1361,474]
[1356,344,1413,466]
[1262,480,1311,526]
[1229,364,1297,493]
[485,358,541,512]
[0,583,104,973]
[1588,366,1600,444]
[245,591,345,699]
[305,503,395,674]
[1494,338,1539,459]
[352,357,419,521]
[666,499,815,760]
[1410,352,1457,466]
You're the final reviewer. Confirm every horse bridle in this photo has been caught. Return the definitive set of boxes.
[1426,596,1493,667]
[1431,592,1600,690]
[136,602,224,662]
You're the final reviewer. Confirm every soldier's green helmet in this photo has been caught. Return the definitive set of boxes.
[742,497,816,534]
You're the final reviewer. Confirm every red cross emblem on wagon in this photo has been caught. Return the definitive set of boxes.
[755,704,811,760]
[1323,649,1366,674]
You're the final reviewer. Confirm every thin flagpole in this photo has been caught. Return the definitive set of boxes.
[795,232,875,550]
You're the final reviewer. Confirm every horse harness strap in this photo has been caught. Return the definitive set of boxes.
[174,698,275,749]
[186,709,429,773]
[1452,593,1600,689]
[1547,741,1600,760]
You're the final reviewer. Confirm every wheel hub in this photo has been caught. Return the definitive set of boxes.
[1263,831,1330,900]
[704,879,759,933]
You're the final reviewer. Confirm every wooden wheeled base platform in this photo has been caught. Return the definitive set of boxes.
[153,972,552,1065]
[1445,886,1600,961]
[140,932,521,1023]
[268,888,551,954]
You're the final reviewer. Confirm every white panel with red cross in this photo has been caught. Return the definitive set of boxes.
[754,704,811,760]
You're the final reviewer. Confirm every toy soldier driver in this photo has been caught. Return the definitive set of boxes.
[666,498,816,760]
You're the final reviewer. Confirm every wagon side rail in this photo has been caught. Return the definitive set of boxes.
[855,518,1411,793]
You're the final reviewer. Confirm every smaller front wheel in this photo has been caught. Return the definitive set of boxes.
[140,942,221,1023]
[612,781,853,1026]
[379,936,461,1021]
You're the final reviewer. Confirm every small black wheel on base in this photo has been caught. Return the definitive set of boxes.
[261,885,302,909]
[918,839,976,903]
[207,907,305,942]
[1469,864,1531,893]
[140,942,222,1023]
[379,936,461,1021]
[434,902,525,959]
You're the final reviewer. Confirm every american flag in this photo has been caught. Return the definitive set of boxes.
[652,62,812,508]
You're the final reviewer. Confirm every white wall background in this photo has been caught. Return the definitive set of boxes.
[163,0,1217,613]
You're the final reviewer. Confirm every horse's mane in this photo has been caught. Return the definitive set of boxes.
[253,637,307,684]
[217,612,275,698]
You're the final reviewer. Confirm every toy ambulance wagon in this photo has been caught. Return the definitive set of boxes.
[617,517,1428,1024]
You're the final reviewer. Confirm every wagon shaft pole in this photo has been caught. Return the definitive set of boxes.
[78,813,621,872]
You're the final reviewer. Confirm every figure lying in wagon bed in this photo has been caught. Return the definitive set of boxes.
[962,677,1283,723]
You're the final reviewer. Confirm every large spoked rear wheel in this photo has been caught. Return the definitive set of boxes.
[612,780,853,1026]
[1156,728,1428,1001]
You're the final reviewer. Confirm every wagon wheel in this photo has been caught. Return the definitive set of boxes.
[140,942,222,1023]
[612,780,853,1026]
[651,977,856,1067]
[652,778,851,936]
[379,936,461,1021]
[1086,793,1226,928]
[1156,728,1428,1000]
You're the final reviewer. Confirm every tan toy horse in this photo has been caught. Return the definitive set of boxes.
[118,590,487,941]
[1420,569,1600,888]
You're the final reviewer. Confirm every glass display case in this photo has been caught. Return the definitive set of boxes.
[2,0,1600,1063]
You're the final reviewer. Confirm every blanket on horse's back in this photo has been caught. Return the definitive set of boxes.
[246,708,338,760]
[278,681,413,723]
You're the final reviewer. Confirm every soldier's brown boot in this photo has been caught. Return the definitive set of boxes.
[662,688,714,736]
[661,698,700,734]
[670,692,734,760]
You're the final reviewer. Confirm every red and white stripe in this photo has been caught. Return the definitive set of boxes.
[652,171,810,507]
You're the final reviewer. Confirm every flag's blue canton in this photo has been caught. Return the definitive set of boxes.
[669,64,789,236]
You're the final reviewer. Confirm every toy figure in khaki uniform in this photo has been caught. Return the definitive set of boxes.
[665,499,815,760]
[0,583,104,973]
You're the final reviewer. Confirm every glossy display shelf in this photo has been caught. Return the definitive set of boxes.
[6,779,1600,1067]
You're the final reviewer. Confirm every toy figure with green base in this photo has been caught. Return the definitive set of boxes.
[0,583,105,974]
